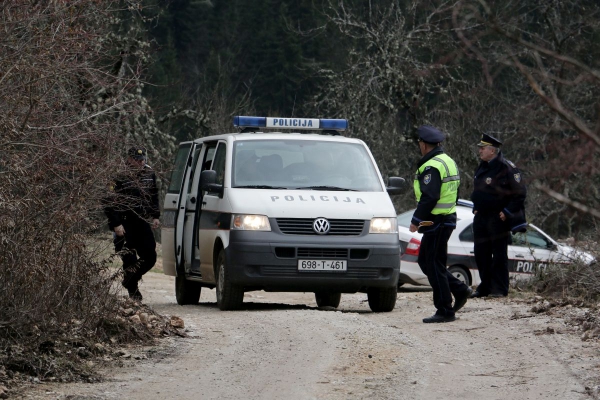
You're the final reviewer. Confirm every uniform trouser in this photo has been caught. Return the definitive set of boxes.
[472,213,510,296]
[418,224,467,317]
[113,217,157,291]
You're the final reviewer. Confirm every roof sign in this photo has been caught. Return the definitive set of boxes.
[233,116,348,132]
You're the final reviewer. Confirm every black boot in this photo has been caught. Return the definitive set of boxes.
[127,286,143,301]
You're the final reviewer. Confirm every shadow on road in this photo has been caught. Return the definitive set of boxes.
[191,301,375,314]
[398,285,432,293]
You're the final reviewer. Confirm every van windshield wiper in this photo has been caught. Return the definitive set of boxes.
[296,185,357,191]
[235,185,288,189]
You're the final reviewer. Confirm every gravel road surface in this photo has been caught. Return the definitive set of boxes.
[23,272,599,400]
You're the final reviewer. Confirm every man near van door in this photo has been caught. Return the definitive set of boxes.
[410,125,473,323]
[104,147,160,301]
[470,133,527,298]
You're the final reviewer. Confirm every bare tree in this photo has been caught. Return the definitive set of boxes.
[0,0,175,379]
[452,0,600,237]
[309,0,493,209]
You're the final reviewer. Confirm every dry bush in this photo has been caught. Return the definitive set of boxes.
[511,238,600,302]
[0,0,175,384]
[529,247,600,302]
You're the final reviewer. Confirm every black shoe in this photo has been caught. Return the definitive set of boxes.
[128,287,143,301]
[423,314,456,323]
[453,287,473,312]
[469,290,486,298]
[489,293,506,298]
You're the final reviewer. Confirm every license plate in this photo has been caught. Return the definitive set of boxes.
[298,259,347,271]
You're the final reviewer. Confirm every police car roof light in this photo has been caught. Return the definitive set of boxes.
[457,199,474,208]
[233,116,347,132]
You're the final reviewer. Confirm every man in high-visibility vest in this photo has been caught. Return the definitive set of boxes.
[410,125,472,323]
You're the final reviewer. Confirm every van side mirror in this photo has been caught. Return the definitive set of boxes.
[200,170,223,197]
[386,177,405,195]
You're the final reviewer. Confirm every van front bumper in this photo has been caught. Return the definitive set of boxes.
[225,230,400,293]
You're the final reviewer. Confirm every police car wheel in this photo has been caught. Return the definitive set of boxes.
[315,292,341,308]
[448,266,470,286]
[367,287,397,312]
[215,249,244,311]
[175,273,201,305]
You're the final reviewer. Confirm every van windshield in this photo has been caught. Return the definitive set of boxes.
[232,139,383,192]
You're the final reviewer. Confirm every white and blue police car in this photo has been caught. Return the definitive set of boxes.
[397,199,595,287]
[162,116,405,311]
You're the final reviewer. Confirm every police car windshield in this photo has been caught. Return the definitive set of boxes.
[232,140,383,191]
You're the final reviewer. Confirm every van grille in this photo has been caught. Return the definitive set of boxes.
[297,248,348,258]
[261,266,380,279]
[276,218,364,235]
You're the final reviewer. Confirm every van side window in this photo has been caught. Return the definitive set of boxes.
[202,145,217,171]
[167,143,192,194]
[212,143,227,186]
[187,147,203,194]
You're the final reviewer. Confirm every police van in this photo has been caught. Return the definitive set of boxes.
[161,116,404,311]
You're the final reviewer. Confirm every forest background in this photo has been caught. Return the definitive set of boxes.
[1,0,600,385]
[144,0,600,238]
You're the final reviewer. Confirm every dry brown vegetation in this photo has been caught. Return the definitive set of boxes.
[0,1,176,395]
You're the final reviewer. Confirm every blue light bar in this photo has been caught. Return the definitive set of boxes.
[320,119,348,131]
[233,116,347,131]
[234,116,266,128]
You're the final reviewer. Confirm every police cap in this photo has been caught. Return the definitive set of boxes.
[417,125,445,144]
[477,133,502,147]
[127,147,146,160]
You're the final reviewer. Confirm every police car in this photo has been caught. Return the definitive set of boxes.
[162,116,404,311]
[398,199,595,287]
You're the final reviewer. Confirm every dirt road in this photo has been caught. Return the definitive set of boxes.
[24,272,599,399]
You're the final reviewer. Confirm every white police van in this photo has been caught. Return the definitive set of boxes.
[161,116,404,311]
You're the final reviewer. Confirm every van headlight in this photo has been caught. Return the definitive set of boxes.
[369,217,397,234]
[231,214,271,231]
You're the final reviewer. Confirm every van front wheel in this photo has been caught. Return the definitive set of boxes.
[367,287,397,312]
[215,249,244,311]
[315,292,341,308]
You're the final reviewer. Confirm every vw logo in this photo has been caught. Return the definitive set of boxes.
[313,218,330,234]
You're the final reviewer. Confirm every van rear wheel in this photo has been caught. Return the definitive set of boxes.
[367,287,397,312]
[215,249,244,311]
[315,292,341,308]
[175,273,201,305]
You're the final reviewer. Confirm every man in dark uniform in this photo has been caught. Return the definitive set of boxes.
[470,133,527,298]
[104,147,160,300]
[410,125,473,323]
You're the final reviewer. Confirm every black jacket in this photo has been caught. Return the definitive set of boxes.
[471,151,527,233]
[103,164,160,229]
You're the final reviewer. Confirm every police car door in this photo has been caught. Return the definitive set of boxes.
[162,142,193,276]
[198,140,229,280]
[181,142,217,276]
[508,226,553,276]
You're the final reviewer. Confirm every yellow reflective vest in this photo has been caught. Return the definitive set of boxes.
[413,153,460,215]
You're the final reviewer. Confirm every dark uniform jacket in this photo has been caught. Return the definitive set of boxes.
[471,151,527,233]
[411,147,458,230]
[104,164,160,230]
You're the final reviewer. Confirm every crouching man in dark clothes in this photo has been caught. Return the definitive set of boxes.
[104,147,160,301]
